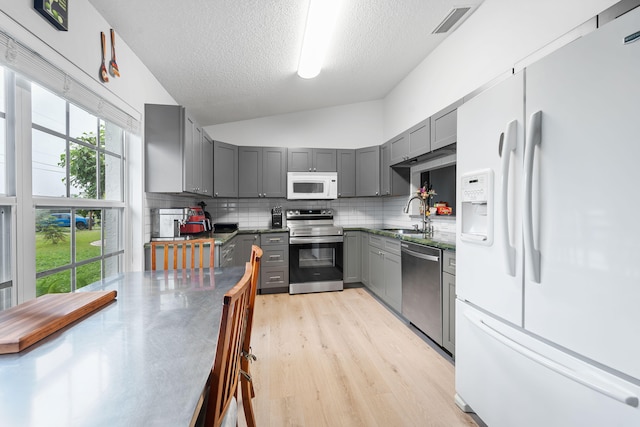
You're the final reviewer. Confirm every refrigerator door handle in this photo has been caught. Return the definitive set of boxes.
[524,110,542,283]
[466,312,640,408]
[500,120,518,276]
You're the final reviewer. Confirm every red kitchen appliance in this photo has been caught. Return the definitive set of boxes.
[179,206,211,235]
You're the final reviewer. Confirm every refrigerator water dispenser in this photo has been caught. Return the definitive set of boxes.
[460,169,494,245]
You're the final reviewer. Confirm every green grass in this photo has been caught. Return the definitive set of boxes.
[36,229,102,296]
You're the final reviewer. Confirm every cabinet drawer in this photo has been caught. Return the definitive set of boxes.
[261,266,289,289]
[262,246,288,267]
[261,233,288,246]
[370,234,401,255]
[443,250,456,276]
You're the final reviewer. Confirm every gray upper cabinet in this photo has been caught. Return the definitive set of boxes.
[389,118,431,165]
[145,103,211,196]
[407,118,431,158]
[202,132,214,197]
[380,141,391,195]
[213,141,238,197]
[288,148,336,172]
[389,133,408,165]
[239,146,287,198]
[431,100,462,151]
[381,141,410,197]
[355,145,380,197]
[336,149,356,197]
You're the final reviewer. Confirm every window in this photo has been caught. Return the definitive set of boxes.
[31,85,125,295]
[0,32,139,310]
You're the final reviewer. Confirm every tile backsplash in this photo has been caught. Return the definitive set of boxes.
[145,194,455,240]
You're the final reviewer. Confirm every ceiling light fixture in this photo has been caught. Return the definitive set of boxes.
[297,0,341,79]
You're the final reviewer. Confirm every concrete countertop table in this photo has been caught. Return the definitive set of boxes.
[0,266,245,427]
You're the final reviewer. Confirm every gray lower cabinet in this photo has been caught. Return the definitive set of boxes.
[233,233,260,266]
[238,147,287,198]
[288,148,336,172]
[213,141,238,197]
[368,234,402,312]
[431,100,461,151]
[442,250,456,355]
[356,145,380,197]
[219,238,236,267]
[343,231,361,283]
[360,232,369,286]
[260,233,289,292]
[337,149,356,197]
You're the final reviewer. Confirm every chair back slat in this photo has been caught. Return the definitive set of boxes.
[149,238,215,270]
[205,262,253,427]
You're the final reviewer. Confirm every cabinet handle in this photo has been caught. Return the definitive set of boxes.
[269,276,282,281]
[269,254,281,259]
[269,238,281,242]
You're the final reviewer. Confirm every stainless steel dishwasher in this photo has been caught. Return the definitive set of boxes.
[401,241,442,345]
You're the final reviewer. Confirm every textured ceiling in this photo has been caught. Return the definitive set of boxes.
[88,0,484,126]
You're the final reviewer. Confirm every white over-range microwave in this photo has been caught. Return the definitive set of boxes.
[287,172,338,200]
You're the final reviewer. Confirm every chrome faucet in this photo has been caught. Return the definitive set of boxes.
[403,195,432,234]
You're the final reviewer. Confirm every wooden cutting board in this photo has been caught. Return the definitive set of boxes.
[0,290,117,354]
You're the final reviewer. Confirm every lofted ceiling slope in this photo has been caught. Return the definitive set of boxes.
[88,0,483,126]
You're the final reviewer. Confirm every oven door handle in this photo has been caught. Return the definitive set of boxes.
[289,236,344,244]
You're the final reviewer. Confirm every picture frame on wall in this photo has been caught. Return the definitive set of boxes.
[34,0,68,31]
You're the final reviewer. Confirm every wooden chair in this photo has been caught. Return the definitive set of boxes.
[150,238,214,270]
[204,262,253,427]
[239,245,262,427]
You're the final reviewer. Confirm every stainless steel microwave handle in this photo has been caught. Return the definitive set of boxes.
[289,236,344,244]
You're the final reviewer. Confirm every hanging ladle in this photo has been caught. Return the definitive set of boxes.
[99,31,109,83]
[109,29,120,78]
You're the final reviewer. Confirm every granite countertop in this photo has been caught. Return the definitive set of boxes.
[344,227,456,251]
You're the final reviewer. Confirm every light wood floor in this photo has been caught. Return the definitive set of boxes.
[238,287,477,427]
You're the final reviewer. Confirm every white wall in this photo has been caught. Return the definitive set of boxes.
[204,100,384,148]
[382,0,619,139]
[0,1,176,271]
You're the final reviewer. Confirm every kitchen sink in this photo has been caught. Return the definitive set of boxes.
[380,228,423,235]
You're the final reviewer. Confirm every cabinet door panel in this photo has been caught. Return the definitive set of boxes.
[314,149,337,172]
[356,146,380,197]
[389,134,408,165]
[431,101,461,151]
[288,148,312,172]
[337,149,356,197]
[408,119,430,158]
[213,141,238,197]
[262,147,287,197]
[238,146,262,197]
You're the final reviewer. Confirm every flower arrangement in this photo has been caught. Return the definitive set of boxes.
[417,186,437,216]
[417,186,436,202]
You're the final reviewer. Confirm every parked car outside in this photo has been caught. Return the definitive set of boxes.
[50,213,92,229]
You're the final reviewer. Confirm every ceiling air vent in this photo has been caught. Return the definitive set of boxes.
[432,7,472,34]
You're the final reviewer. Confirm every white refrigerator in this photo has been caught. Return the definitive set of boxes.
[455,6,640,426]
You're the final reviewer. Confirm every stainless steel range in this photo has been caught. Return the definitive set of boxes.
[286,208,343,294]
